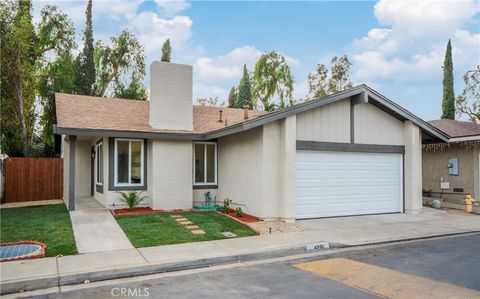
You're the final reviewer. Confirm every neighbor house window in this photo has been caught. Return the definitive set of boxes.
[193,142,217,185]
[115,139,144,186]
[96,142,103,185]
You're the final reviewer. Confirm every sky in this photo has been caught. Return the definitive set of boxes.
[31,0,480,121]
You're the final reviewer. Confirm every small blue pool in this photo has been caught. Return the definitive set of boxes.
[0,243,43,261]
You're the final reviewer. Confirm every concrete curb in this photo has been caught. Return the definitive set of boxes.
[3,230,479,295]
[0,241,330,295]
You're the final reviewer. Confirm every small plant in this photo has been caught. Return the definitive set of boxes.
[235,207,243,217]
[222,198,230,213]
[117,191,149,210]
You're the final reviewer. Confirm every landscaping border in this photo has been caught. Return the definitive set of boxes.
[0,241,46,262]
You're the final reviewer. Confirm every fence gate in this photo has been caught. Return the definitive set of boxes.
[4,157,63,202]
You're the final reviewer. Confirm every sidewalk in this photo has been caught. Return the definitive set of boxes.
[1,208,479,295]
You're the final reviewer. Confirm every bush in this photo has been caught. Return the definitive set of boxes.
[117,191,149,210]
[222,198,230,213]
[235,207,243,217]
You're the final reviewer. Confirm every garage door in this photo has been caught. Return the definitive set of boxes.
[296,151,402,219]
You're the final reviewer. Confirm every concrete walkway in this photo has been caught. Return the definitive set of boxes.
[1,208,479,295]
[70,197,133,253]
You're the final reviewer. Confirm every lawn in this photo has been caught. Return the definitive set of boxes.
[115,211,257,248]
[0,204,77,257]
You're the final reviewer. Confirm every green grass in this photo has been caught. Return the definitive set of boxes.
[115,211,257,248]
[0,204,77,257]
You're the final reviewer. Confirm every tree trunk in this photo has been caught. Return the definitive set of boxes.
[14,83,30,157]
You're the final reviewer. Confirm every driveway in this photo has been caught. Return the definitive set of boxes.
[70,197,134,253]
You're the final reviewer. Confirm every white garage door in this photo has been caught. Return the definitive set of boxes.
[296,151,402,219]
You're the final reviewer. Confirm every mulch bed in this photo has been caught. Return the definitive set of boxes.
[112,207,193,216]
[112,207,162,216]
[223,209,261,222]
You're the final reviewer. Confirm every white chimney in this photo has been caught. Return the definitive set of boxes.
[149,61,193,131]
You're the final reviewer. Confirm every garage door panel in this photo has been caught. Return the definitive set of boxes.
[296,151,402,219]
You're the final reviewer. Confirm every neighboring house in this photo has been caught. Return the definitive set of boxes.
[55,61,448,222]
[423,119,480,209]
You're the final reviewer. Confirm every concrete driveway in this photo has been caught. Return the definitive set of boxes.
[295,208,480,246]
[70,197,134,253]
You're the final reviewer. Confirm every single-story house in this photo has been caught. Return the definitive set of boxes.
[423,119,480,210]
[54,61,448,222]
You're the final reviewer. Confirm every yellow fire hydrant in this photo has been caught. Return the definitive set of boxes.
[464,195,475,213]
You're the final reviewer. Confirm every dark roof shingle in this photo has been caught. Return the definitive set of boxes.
[428,119,480,138]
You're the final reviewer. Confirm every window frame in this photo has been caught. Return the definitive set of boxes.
[193,141,218,186]
[114,138,145,187]
[96,142,103,186]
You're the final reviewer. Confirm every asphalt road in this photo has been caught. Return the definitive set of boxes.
[27,233,480,299]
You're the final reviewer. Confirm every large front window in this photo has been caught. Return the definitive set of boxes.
[194,142,217,185]
[115,139,144,186]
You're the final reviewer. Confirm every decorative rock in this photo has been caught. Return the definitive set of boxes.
[185,225,199,229]
[191,230,205,235]
[179,221,193,225]
[175,218,188,222]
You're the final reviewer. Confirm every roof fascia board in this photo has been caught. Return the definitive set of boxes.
[204,86,366,140]
[57,127,203,141]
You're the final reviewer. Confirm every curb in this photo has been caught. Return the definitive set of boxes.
[0,241,330,295]
[2,230,479,295]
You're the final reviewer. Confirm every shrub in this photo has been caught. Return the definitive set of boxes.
[222,198,230,213]
[235,207,243,217]
[117,191,149,210]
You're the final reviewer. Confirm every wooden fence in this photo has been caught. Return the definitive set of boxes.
[4,157,63,202]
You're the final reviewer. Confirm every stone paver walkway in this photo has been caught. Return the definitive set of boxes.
[172,214,205,234]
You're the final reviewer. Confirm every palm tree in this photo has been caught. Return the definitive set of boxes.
[252,51,294,111]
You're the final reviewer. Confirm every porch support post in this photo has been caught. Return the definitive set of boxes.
[68,135,76,211]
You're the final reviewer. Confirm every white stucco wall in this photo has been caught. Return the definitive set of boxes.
[62,137,69,208]
[296,99,350,142]
[404,121,422,214]
[150,140,193,210]
[354,103,405,145]
[217,127,264,216]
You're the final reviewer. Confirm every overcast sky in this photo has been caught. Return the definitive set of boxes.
[32,0,480,121]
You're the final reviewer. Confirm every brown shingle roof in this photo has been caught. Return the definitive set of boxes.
[55,93,266,134]
[428,119,480,138]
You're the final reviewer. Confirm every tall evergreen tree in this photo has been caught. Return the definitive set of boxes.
[441,39,455,119]
[75,0,95,95]
[161,38,171,62]
[227,86,237,108]
[236,64,253,108]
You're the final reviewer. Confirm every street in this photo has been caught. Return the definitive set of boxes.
[25,233,480,299]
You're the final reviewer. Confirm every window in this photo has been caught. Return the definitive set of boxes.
[114,139,144,186]
[193,142,217,185]
[96,142,103,185]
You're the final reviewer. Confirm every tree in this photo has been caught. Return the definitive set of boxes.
[237,64,253,109]
[307,55,353,99]
[441,39,455,119]
[227,86,237,108]
[252,51,294,111]
[94,30,146,97]
[1,1,73,156]
[456,66,480,123]
[75,0,95,95]
[1,0,35,156]
[161,38,171,62]
[197,97,224,107]
[114,73,147,100]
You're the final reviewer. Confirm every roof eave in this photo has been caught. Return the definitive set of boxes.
[56,127,203,141]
